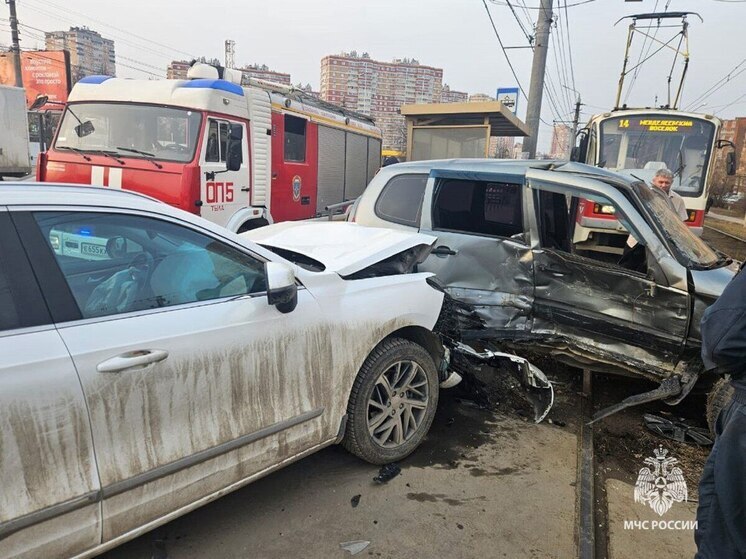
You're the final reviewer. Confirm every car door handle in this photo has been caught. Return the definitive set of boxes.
[240,187,250,192]
[97,349,169,373]
[431,246,457,257]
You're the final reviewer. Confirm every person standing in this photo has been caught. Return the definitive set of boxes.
[650,168,689,221]
[694,264,746,558]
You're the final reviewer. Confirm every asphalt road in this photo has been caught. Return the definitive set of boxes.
[100,383,579,559]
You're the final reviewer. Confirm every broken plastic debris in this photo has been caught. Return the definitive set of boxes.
[350,494,361,508]
[643,413,713,446]
[373,463,401,484]
[340,540,370,555]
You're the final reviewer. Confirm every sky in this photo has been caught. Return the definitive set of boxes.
[3,0,745,152]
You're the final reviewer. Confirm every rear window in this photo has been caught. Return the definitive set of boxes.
[374,174,428,228]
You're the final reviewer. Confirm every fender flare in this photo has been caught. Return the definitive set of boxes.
[225,207,274,232]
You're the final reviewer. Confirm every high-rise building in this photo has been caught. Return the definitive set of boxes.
[550,124,572,160]
[469,93,495,103]
[494,136,515,159]
[240,64,291,86]
[45,26,115,83]
[167,60,191,80]
[320,51,446,150]
[441,84,468,104]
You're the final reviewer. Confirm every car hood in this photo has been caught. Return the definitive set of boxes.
[242,222,437,276]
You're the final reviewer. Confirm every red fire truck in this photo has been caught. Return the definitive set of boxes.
[37,63,382,231]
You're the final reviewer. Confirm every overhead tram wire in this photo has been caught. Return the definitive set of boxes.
[684,58,746,110]
[19,3,194,64]
[481,0,562,127]
[496,0,569,124]
[489,0,596,7]
[481,0,530,102]
[10,22,165,78]
[562,0,577,93]
[551,12,574,114]
[623,0,659,105]
[554,5,574,107]
[505,0,534,44]
[23,0,197,60]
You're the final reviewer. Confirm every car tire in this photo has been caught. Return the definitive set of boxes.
[706,377,734,435]
[342,337,439,465]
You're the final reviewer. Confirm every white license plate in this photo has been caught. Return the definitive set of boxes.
[81,242,107,257]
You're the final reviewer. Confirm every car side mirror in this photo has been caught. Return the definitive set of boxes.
[106,236,128,259]
[726,152,736,176]
[74,120,95,138]
[265,261,297,313]
[29,94,49,111]
[226,123,243,172]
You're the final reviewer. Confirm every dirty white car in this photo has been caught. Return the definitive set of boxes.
[0,184,448,559]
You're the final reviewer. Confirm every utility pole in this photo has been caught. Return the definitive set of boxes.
[523,0,553,159]
[571,94,582,148]
[5,0,23,87]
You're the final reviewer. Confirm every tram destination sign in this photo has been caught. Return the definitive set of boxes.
[618,118,694,133]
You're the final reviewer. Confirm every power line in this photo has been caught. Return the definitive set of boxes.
[562,0,577,94]
[489,0,596,7]
[18,4,188,63]
[23,0,197,59]
[481,0,529,101]
[684,58,746,110]
[623,0,659,104]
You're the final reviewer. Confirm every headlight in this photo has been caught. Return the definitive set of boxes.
[593,203,616,215]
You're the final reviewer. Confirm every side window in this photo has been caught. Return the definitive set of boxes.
[374,174,428,227]
[432,178,523,238]
[32,212,268,320]
[0,214,51,331]
[284,115,306,162]
[205,119,230,162]
[535,190,571,252]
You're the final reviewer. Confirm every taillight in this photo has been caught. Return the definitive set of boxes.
[685,209,704,227]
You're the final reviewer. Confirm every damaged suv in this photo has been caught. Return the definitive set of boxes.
[351,160,738,418]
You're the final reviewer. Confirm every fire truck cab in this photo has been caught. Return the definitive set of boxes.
[37,64,382,231]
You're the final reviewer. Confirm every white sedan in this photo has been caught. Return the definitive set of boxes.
[0,183,448,559]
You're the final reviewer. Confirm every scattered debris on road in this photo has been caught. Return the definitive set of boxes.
[643,413,713,446]
[373,463,401,484]
[340,540,370,555]
[350,494,361,508]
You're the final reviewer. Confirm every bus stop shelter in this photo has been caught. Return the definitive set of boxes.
[400,101,529,161]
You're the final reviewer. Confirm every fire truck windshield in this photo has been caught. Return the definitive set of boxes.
[55,103,202,163]
[598,114,716,198]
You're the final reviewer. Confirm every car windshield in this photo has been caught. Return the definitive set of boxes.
[635,183,720,268]
[599,114,716,197]
[55,102,202,163]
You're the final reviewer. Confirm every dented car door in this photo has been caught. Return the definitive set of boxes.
[20,210,329,544]
[418,169,534,336]
[525,169,691,377]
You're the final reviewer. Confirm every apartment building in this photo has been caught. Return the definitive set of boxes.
[320,51,445,150]
[45,26,115,83]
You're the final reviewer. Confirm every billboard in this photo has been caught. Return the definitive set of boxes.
[0,50,71,108]
[496,87,519,114]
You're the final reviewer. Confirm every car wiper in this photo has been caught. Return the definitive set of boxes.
[87,149,126,165]
[115,147,163,169]
[55,145,92,161]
